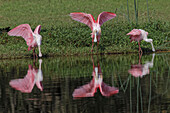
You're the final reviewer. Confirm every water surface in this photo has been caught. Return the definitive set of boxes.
[0,53,169,113]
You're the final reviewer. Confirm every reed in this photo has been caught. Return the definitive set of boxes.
[127,0,130,23]
[134,0,138,24]
[147,0,150,22]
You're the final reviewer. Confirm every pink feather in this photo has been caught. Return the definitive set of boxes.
[34,25,41,34]
[127,29,141,36]
[36,81,43,91]
[72,79,96,98]
[99,82,119,96]
[128,64,143,77]
[70,12,95,30]
[8,24,34,46]
[9,65,35,93]
[127,29,142,42]
[97,12,116,26]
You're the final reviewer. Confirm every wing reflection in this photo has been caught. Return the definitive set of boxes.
[73,56,119,98]
[128,53,155,78]
[9,59,43,93]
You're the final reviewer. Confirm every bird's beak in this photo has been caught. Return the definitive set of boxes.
[38,45,42,57]
[150,40,155,52]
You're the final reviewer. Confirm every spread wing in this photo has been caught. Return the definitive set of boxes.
[70,12,95,30]
[72,79,96,98]
[34,25,41,34]
[100,82,119,96]
[9,65,35,93]
[8,24,34,46]
[97,12,116,26]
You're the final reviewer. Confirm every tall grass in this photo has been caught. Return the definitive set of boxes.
[147,0,150,22]
[126,0,150,24]
[134,0,138,24]
[127,0,130,23]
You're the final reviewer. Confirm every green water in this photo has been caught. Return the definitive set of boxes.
[0,53,169,113]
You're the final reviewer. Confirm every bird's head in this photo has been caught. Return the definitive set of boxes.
[93,23,101,35]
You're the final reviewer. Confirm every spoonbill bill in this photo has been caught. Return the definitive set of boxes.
[70,12,116,52]
[8,24,42,57]
[127,29,155,53]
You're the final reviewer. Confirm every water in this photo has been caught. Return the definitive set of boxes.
[0,53,169,113]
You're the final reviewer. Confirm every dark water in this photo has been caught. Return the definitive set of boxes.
[0,53,169,113]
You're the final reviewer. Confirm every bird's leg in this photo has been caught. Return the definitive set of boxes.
[33,48,36,61]
[33,48,35,57]
[138,51,142,64]
[138,41,142,54]
[91,41,94,53]
[34,49,38,58]
[97,41,99,53]
[33,48,38,61]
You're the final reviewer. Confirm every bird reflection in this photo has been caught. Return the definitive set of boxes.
[72,56,119,98]
[9,59,43,93]
[128,53,155,78]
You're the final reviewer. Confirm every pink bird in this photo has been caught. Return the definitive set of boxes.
[127,29,155,53]
[9,59,43,93]
[70,12,116,52]
[128,53,155,78]
[8,24,42,57]
[72,60,119,98]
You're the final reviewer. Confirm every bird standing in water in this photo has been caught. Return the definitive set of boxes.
[127,29,155,53]
[70,12,116,52]
[8,24,42,57]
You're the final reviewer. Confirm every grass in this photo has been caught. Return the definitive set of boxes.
[0,0,170,58]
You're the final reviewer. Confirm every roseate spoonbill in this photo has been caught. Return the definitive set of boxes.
[128,53,155,78]
[70,12,116,52]
[127,29,155,53]
[8,24,42,57]
[9,59,43,93]
[72,56,119,98]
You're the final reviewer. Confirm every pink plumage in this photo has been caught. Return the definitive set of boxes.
[8,24,34,47]
[9,65,36,93]
[9,65,43,93]
[127,29,155,53]
[127,29,142,42]
[70,12,116,30]
[34,25,41,34]
[8,24,43,57]
[72,79,96,98]
[72,76,119,98]
[70,12,116,52]
[70,12,95,30]
[97,12,117,26]
[72,65,119,98]
[128,64,143,78]
[100,82,119,96]
[127,29,141,36]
